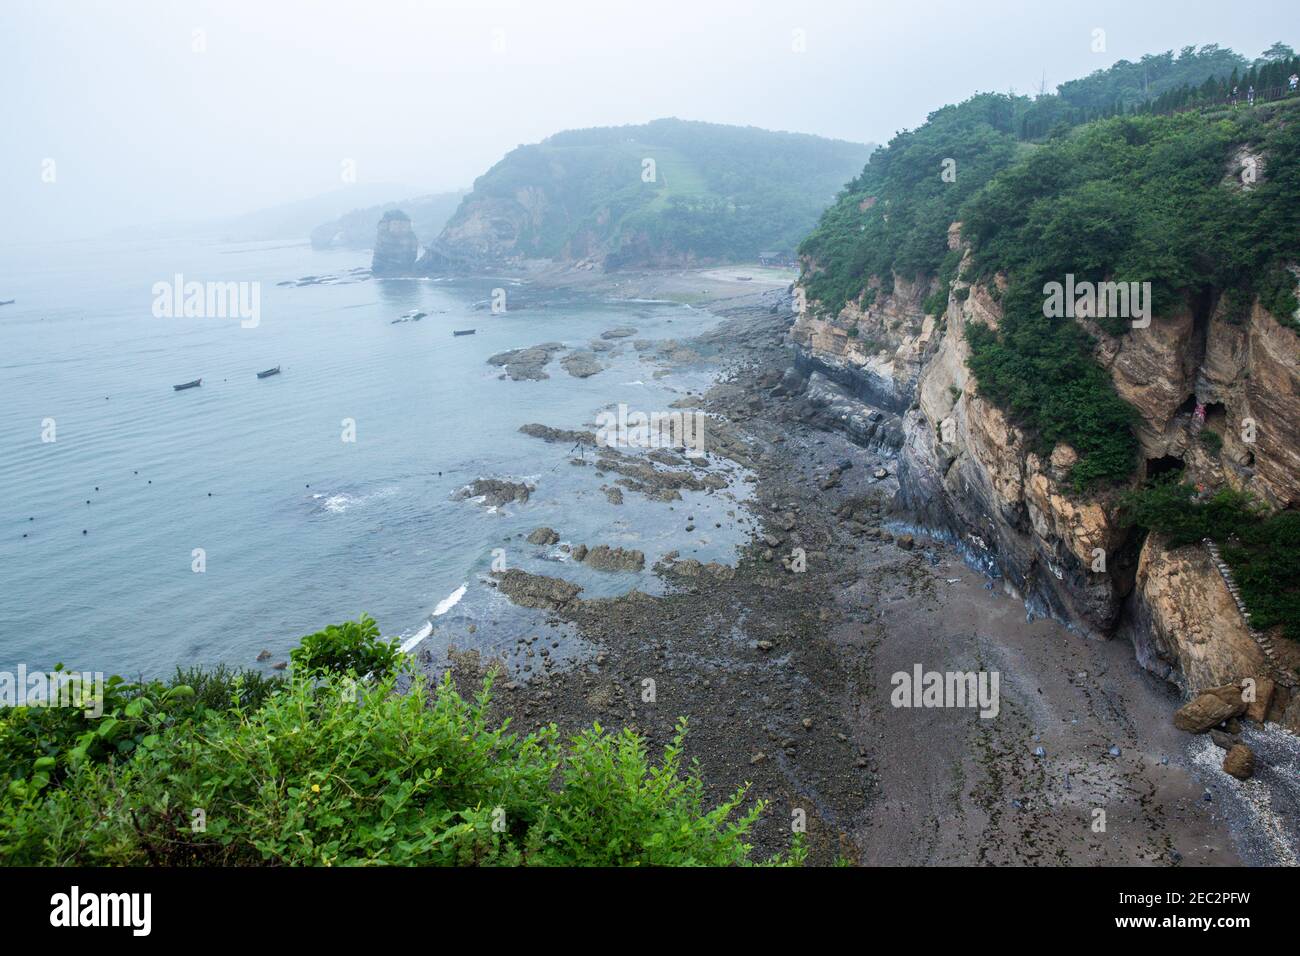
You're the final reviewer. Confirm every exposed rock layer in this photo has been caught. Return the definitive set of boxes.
[792,230,1299,718]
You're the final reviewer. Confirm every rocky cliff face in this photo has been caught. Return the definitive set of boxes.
[791,226,1300,721]
[370,210,419,276]
[432,189,549,265]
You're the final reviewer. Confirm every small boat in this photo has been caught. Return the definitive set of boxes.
[173,379,201,391]
[0,299,14,306]
[256,366,281,379]
[453,329,476,336]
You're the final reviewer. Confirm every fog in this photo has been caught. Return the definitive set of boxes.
[1,0,1291,242]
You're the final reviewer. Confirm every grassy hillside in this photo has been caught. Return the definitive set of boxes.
[799,42,1300,489]
[435,117,873,267]
[801,44,1300,313]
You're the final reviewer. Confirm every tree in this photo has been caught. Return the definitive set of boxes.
[1260,42,1295,63]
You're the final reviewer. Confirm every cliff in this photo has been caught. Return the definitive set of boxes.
[790,89,1300,727]
[793,237,1300,721]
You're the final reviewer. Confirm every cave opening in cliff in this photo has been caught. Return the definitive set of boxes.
[1144,455,1184,481]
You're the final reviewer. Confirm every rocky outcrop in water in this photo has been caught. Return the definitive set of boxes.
[487,343,566,381]
[370,209,419,276]
[491,569,582,610]
[560,351,603,378]
[452,478,533,508]
[580,545,645,573]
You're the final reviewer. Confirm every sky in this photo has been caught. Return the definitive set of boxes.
[1,0,1294,242]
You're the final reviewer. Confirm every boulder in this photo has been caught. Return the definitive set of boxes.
[1222,744,1255,781]
[1203,683,1250,712]
[527,527,559,546]
[1209,729,1239,750]
[1173,693,1243,733]
[1244,677,1275,723]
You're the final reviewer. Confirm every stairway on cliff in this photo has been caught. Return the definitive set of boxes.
[1203,537,1298,689]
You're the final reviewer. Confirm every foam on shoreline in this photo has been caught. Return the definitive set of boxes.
[398,583,467,653]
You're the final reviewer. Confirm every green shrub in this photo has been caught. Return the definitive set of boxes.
[1,656,798,866]
[964,290,1137,487]
[799,94,1025,317]
[1119,475,1263,547]
[290,614,402,679]
[0,666,280,798]
[1199,429,1224,455]
[1120,477,1297,640]
[1222,512,1300,641]
[961,107,1300,336]
[530,715,793,866]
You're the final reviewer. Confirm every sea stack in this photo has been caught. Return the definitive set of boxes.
[371,209,418,276]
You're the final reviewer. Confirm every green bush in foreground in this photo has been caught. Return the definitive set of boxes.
[1121,477,1300,641]
[0,621,797,866]
[0,666,284,798]
[289,613,402,679]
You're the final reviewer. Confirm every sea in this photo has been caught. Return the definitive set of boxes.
[0,237,761,678]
